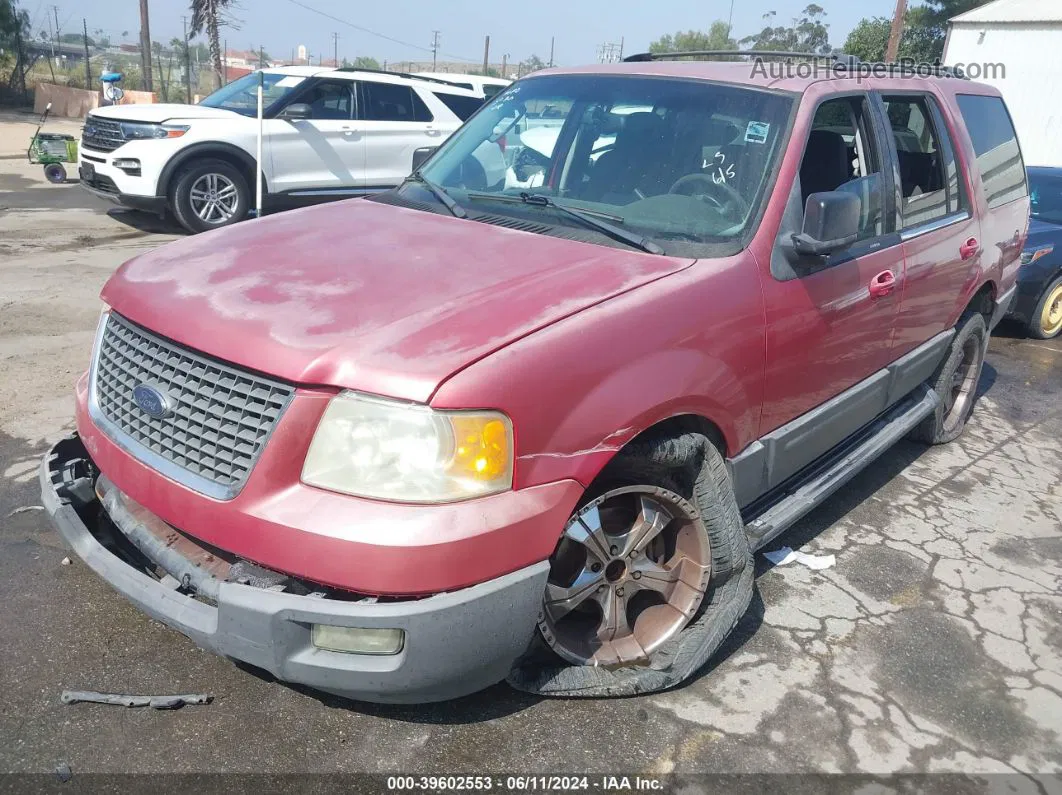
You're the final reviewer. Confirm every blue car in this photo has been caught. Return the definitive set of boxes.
[1012,167,1062,339]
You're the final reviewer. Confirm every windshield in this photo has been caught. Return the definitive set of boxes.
[1029,170,1062,226]
[199,72,307,116]
[415,74,794,253]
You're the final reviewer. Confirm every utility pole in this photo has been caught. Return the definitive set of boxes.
[431,30,440,70]
[886,0,909,63]
[182,16,192,103]
[223,38,228,84]
[501,53,508,78]
[259,45,265,69]
[52,5,61,66]
[549,36,555,68]
[619,36,624,60]
[139,0,153,92]
[727,0,736,41]
[83,18,92,91]
[43,7,55,82]
[482,34,490,76]
[332,32,338,67]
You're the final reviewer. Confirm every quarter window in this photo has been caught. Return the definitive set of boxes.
[361,82,434,122]
[882,96,950,229]
[956,94,1028,209]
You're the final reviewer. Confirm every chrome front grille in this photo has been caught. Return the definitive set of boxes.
[90,313,294,499]
[81,116,125,153]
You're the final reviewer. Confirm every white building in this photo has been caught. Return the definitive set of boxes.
[944,0,1062,167]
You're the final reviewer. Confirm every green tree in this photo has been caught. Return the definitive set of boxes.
[844,1,985,65]
[189,0,236,89]
[350,55,380,70]
[519,53,546,75]
[0,0,30,51]
[842,16,889,61]
[741,4,831,54]
[649,21,738,53]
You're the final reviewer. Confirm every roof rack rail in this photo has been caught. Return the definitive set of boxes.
[623,49,862,67]
[332,66,461,87]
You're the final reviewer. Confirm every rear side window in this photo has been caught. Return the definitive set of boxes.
[956,94,1027,208]
[361,82,434,122]
[432,91,484,121]
[882,95,956,228]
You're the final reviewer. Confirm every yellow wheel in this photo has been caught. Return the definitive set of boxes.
[1032,276,1062,340]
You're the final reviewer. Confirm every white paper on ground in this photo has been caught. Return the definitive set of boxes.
[763,546,836,570]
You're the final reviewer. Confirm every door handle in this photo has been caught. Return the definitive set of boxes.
[869,270,896,299]
[960,237,981,260]
[426,127,442,137]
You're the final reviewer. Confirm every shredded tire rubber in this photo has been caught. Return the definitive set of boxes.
[507,432,754,697]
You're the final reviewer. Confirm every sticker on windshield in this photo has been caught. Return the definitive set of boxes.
[275,76,306,88]
[745,121,770,144]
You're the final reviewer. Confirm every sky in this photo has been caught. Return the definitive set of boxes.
[27,0,909,68]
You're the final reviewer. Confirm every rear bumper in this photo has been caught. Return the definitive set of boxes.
[41,434,549,704]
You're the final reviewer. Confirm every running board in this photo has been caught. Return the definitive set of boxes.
[743,383,940,551]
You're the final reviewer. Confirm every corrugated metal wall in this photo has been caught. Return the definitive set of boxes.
[945,23,1062,167]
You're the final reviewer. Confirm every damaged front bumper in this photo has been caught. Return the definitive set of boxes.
[40,433,549,704]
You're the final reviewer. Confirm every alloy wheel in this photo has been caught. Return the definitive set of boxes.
[539,486,711,668]
[189,173,240,224]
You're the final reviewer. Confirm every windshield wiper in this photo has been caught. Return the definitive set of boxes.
[405,172,466,219]
[467,192,664,255]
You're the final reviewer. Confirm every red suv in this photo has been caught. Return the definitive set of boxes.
[42,55,1029,703]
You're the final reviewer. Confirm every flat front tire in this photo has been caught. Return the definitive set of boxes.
[514,432,753,697]
[171,159,250,234]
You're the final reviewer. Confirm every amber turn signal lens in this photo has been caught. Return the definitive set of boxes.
[450,417,511,482]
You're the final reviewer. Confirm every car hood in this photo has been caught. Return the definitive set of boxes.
[90,103,241,124]
[101,199,693,403]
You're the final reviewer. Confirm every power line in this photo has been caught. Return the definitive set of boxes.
[280,0,479,63]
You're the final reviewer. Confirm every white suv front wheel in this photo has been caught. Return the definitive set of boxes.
[171,159,251,234]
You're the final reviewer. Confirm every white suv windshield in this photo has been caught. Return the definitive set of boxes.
[417,74,794,251]
[199,72,307,116]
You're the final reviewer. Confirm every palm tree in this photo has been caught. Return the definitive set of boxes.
[189,0,232,89]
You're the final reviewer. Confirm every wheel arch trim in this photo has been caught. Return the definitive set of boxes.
[156,142,266,199]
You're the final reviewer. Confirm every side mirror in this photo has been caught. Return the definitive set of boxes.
[411,146,437,171]
[792,191,861,257]
[279,103,312,121]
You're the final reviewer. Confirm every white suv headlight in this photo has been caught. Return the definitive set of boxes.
[302,391,514,503]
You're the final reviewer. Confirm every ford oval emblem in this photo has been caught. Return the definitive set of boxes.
[132,383,174,420]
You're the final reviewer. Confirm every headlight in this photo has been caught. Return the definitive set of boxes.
[302,391,514,503]
[1021,244,1054,265]
[119,122,189,140]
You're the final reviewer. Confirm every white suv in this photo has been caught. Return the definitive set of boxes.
[78,67,485,233]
